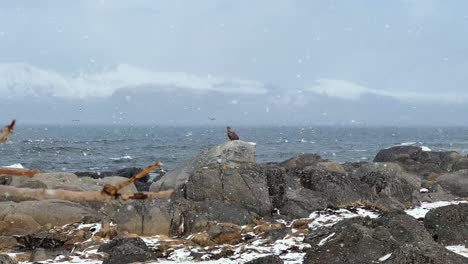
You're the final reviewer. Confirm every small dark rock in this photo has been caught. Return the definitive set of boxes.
[0,176,12,186]
[98,237,148,253]
[245,255,284,264]
[29,248,50,262]
[99,237,153,264]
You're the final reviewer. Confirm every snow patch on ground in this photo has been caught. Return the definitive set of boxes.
[405,201,468,219]
[419,188,429,193]
[77,223,102,236]
[446,245,468,258]
[309,207,380,230]
[10,207,383,264]
[378,253,392,261]
[318,232,335,246]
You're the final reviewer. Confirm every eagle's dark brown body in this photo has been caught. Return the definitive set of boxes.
[227,126,239,140]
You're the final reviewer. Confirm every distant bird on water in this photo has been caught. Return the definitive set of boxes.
[227,126,239,141]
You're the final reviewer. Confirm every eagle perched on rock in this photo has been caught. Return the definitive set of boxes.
[227,126,239,141]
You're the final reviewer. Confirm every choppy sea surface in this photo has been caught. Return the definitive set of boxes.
[1,126,468,172]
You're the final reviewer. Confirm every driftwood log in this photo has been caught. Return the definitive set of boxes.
[0,161,173,202]
[101,162,161,198]
[0,185,174,202]
[0,168,40,177]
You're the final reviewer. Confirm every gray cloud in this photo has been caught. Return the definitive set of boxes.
[1,1,467,125]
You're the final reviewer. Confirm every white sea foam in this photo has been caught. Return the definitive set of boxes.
[421,146,432,151]
[109,155,133,161]
[2,163,24,169]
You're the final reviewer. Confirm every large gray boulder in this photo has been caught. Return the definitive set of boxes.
[0,200,97,234]
[150,140,256,192]
[424,203,468,246]
[103,200,173,236]
[184,163,272,216]
[299,162,420,210]
[171,199,257,235]
[303,213,468,264]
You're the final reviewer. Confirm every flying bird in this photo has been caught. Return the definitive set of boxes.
[0,120,16,144]
[208,116,216,121]
[227,126,239,141]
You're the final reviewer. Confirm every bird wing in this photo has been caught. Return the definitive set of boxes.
[0,120,16,144]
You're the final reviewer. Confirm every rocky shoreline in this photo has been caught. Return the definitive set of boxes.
[1,141,468,263]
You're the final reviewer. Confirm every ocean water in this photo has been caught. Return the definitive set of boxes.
[1,126,468,172]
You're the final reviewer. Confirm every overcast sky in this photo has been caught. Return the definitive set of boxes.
[1,0,468,125]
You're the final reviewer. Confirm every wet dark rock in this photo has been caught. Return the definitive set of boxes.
[374,146,423,163]
[374,146,463,178]
[424,203,468,246]
[303,213,466,264]
[245,254,284,264]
